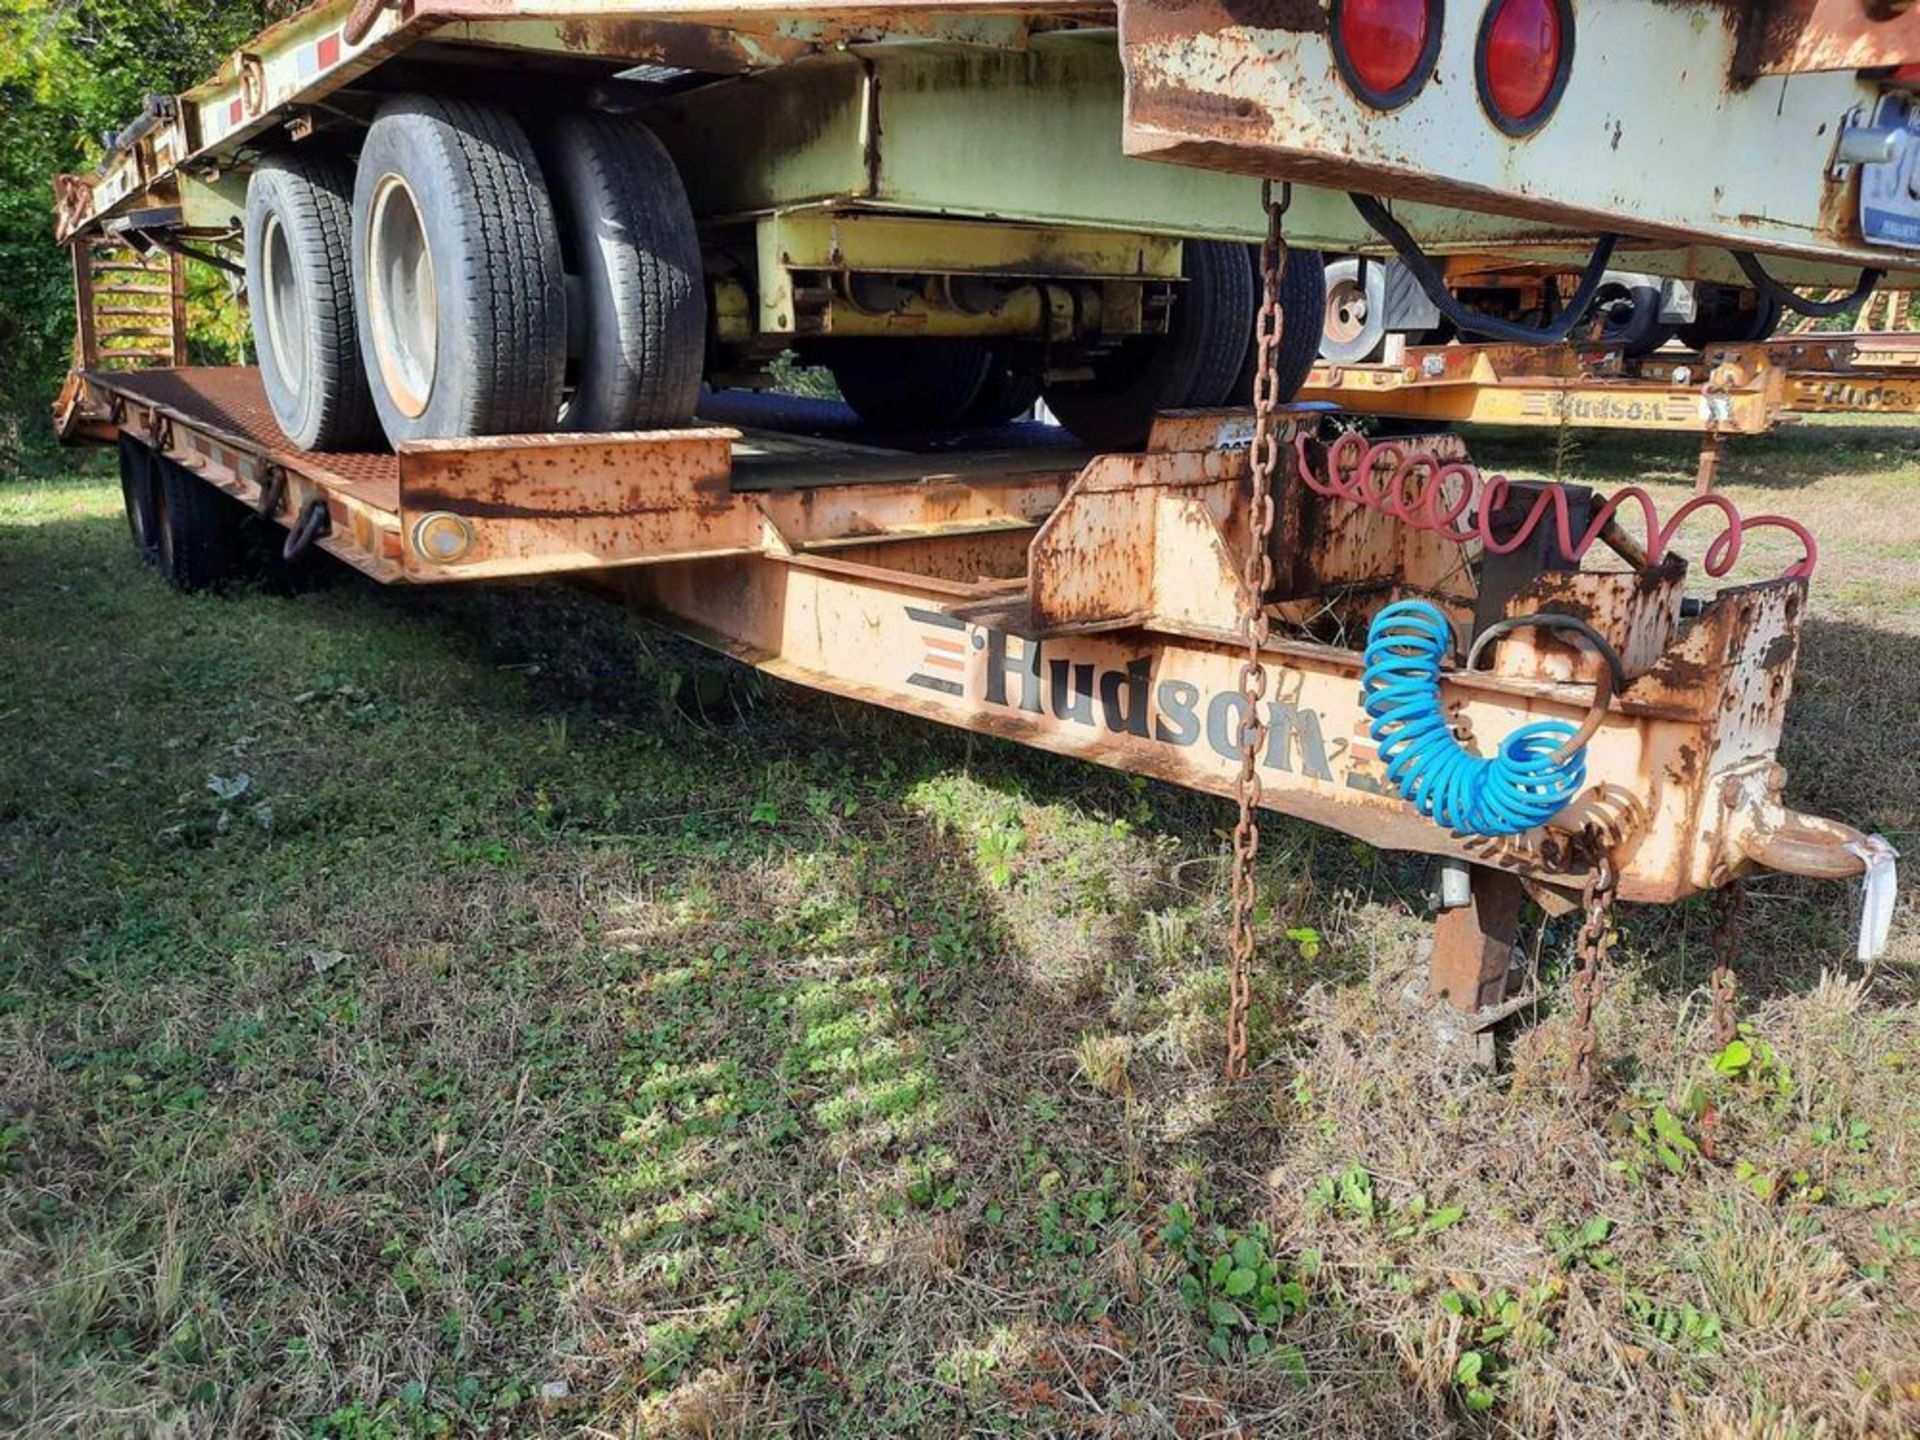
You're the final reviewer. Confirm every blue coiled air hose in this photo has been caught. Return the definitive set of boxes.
[1361,600,1587,838]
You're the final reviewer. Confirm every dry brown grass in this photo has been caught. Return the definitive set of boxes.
[2,418,1916,1437]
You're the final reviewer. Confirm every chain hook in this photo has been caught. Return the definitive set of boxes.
[283,498,331,561]
[255,462,288,520]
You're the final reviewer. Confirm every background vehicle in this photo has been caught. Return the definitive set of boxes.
[1313,260,1795,365]
[51,1,1919,459]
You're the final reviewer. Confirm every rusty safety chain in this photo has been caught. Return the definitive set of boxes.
[1708,878,1745,1048]
[1226,180,1290,1083]
[1567,854,1618,1099]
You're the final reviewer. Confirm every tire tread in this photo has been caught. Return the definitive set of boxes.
[427,95,566,434]
[156,458,247,592]
[356,95,565,440]
[248,151,379,449]
[1042,239,1259,451]
[544,111,705,430]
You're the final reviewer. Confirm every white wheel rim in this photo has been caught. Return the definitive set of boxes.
[261,211,309,395]
[366,173,437,419]
[1595,283,1637,333]
[1325,277,1372,348]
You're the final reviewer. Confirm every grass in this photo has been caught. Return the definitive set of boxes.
[0,417,1915,1438]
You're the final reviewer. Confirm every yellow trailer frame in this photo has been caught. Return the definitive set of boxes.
[1299,334,1920,434]
[1296,333,1920,489]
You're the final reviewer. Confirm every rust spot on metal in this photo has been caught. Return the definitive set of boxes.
[547,15,809,73]
[1120,0,1326,50]
[1759,629,1798,670]
[1645,552,1687,589]
[1733,0,1920,80]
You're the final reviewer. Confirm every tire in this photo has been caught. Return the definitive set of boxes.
[828,339,995,428]
[1231,246,1327,405]
[1731,295,1782,343]
[244,151,379,450]
[1679,286,1781,350]
[1591,280,1672,358]
[536,110,705,432]
[1318,256,1387,364]
[964,349,1044,425]
[153,457,248,592]
[353,94,566,442]
[117,434,161,564]
[1043,239,1256,451]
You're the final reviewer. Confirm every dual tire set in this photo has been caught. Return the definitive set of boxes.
[250,93,1323,454]
[246,96,705,450]
[117,435,299,592]
[1590,279,1782,359]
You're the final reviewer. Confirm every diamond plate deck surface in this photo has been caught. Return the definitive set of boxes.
[87,368,1090,505]
[87,366,401,511]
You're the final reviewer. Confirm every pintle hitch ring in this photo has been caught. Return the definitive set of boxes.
[1737,810,1878,881]
[255,464,287,520]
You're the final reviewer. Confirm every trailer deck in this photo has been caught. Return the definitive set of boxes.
[70,367,1081,584]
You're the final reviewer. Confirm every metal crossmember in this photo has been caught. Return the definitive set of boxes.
[1226,181,1289,1082]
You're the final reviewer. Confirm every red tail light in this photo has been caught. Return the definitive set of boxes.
[1477,0,1573,136]
[1332,0,1442,110]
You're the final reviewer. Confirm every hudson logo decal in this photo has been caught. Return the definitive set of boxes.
[906,607,1382,789]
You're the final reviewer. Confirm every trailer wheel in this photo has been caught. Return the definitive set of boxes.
[117,434,162,564]
[1679,286,1781,350]
[354,95,566,442]
[1318,257,1387,365]
[1590,279,1672,358]
[537,111,705,431]
[1042,239,1256,452]
[828,339,995,429]
[1729,294,1782,344]
[153,457,248,592]
[1232,247,1327,406]
[964,349,1044,425]
[245,151,380,450]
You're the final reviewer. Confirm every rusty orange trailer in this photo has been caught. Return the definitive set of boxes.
[51,0,1914,1058]
[62,361,1891,1019]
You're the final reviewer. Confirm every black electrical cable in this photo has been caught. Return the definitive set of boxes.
[1349,193,1620,346]
[1729,252,1881,319]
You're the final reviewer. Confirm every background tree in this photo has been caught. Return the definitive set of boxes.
[0,0,296,465]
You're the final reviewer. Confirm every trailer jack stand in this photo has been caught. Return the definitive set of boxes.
[1402,864,1535,1069]
[1694,428,1727,495]
[1428,865,1525,1013]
